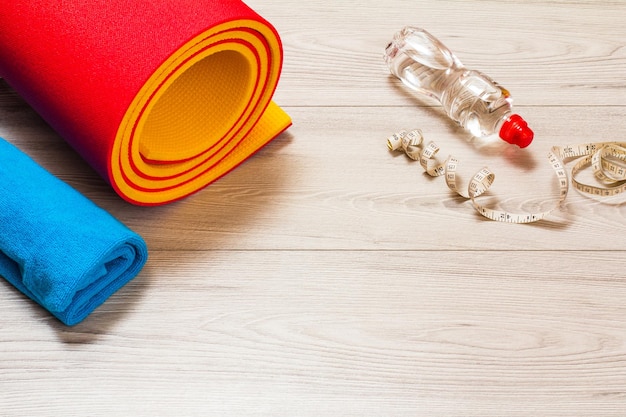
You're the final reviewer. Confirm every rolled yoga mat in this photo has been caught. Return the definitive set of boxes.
[0,0,292,205]
[0,138,148,326]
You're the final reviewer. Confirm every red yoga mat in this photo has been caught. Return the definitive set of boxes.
[0,0,292,205]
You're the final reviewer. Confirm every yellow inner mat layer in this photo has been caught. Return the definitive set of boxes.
[139,50,253,162]
[111,19,291,205]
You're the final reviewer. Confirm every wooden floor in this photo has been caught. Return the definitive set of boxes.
[2,1,626,415]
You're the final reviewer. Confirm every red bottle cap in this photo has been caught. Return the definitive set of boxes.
[499,114,534,148]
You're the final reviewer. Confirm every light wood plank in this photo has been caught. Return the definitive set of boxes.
[3,94,623,251]
[2,250,626,416]
[247,0,626,107]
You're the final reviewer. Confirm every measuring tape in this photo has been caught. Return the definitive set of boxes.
[387,129,626,223]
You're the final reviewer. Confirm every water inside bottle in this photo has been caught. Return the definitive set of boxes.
[385,27,515,138]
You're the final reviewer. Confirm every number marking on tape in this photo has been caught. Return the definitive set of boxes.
[387,130,626,223]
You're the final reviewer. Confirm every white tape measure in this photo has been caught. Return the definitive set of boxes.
[387,129,626,223]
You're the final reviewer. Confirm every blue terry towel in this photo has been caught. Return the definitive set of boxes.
[0,138,148,325]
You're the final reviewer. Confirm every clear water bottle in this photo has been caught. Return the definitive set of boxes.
[384,26,534,148]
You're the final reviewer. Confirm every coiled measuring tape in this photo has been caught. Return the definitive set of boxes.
[387,129,626,223]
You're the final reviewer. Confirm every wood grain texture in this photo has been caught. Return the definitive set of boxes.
[254,0,626,107]
[1,1,626,416]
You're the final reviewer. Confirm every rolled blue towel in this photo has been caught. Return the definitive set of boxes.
[0,138,148,325]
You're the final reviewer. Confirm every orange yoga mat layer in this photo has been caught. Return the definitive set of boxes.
[0,0,291,205]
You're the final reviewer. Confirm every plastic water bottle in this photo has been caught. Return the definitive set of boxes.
[384,26,534,148]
